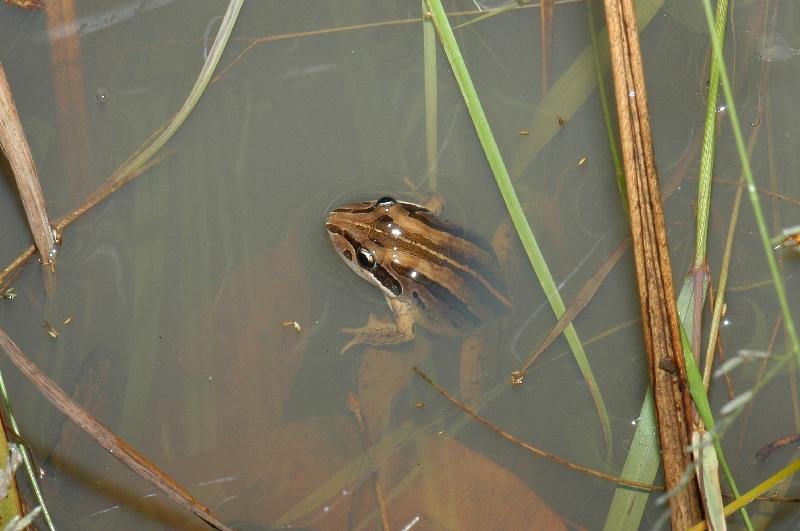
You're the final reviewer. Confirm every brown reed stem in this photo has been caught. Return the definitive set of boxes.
[0,326,231,531]
[0,149,174,292]
[0,65,57,266]
[347,392,391,531]
[413,367,661,491]
[603,0,703,526]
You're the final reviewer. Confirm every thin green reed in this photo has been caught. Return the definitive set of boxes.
[423,0,613,454]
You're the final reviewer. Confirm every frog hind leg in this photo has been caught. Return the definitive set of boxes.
[340,298,415,353]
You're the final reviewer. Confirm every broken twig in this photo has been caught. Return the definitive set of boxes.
[0,327,231,530]
[0,64,57,266]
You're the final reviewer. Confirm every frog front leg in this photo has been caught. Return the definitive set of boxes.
[340,297,416,353]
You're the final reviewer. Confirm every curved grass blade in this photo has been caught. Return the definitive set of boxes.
[0,435,24,528]
[602,387,659,531]
[698,0,799,361]
[693,430,726,531]
[689,458,800,530]
[0,370,53,529]
[423,0,612,454]
[111,0,243,183]
[692,0,728,271]
[118,0,243,442]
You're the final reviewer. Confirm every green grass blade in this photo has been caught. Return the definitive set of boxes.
[0,368,53,530]
[602,387,659,531]
[698,0,800,361]
[111,0,243,184]
[423,0,612,455]
[709,458,800,525]
[422,5,438,189]
[680,324,753,529]
[680,0,728,373]
[677,276,704,334]
[693,0,728,268]
[695,430,726,531]
[120,0,243,440]
[611,263,725,526]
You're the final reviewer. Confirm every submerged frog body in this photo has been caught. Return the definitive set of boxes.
[326,196,511,351]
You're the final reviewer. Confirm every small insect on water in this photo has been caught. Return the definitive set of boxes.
[781,231,800,249]
[773,225,800,251]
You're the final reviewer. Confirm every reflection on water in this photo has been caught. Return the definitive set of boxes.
[471,0,520,12]
[35,0,179,41]
[758,31,800,62]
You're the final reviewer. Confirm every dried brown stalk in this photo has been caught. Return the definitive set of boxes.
[602,0,704,527]
[0,149,173,291]
[0,326,231,531]
[0,65,57,266]
[510,124,695,382]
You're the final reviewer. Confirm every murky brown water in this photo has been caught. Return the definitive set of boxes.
[0,0,797,529]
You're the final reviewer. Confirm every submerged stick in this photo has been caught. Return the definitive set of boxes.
[0,65,57,266]
[44,0,92,200]
[539,0,554,94]
[347,392,391,531]
[602,0,703,526]
[413,367,660,491]
[0,327,231,531]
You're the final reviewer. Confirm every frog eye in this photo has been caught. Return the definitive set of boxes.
[376,196,396,206]
[356,248,376,270]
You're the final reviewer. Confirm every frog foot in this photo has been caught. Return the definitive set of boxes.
[340,314,415,353]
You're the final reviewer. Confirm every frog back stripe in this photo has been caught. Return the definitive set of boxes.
[369,211,512,312]
[390,262,483,328]
[391,247,508,320]
[400,203,498,260]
